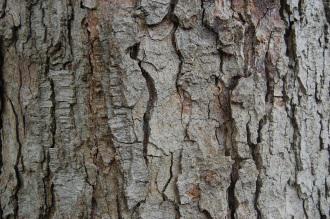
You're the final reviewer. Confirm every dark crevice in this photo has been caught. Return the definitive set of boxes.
[255,117,266,219]
[290,102,305,213]
[254,177,262,219]
[10,26,19,49]
[256,38,272,219]
[167,6,198,216]
[41,4,48,44]
[168,0,186,121]
[246,116,263,219]
[201,0,206,26]
[243,25,257,76]
[317,111,324,150]
[7,97,22,219]
[173,200,181,219]
[82,155,97,219]
[0,0,6,18]
[323,0,330,23]
[43,151,55,219]
[21,1,33,48]
[317,189,326,218]
[174,150,183,219]
[67,0,74,58]
[298,0,305,20]
[201,209,213,219]
[44,56,56,218]
[228,161,238,219]
[302,199,309,219]
[280,2,307,208]
[128,43,158,166]
[218,50,225,78]
[91,195,97,219]
[227,80,242,219]
[169,0,179,22]
[223,2,266,218]
[157,154,181,217]
[128,43,140,60]
[324,24,329,47]
[0,38,4,175]
[290,104,303,172]
[18,64,24,146]
[161,152,174,196]
[0,36,4,218]
[228,75,242,90]
[80,1,85,9]
[257,118,265,145]
[131,199,146,218]
[170,20,184,98]
[139,63,157,166]
[246,120,262,170]
[280,0,296,64]
[265,51,275,104]
[49,77,56,149]
[49,183,55,217]
[256,8,271,28]
[171,16,192,148]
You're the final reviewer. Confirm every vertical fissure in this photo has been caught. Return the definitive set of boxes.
[168,0,185,103]
[0,0,7,18]
[265,51,275,105]
[279,3,310,216]
[227,73,244,219]
[172,28,184,98]
[0,38,4,175]
[0,37,4,218]
[43,55,56,218]
[161,152,174,198]
[67,0,74,57]
[246,115,262,219]
[228,160,238,219]
[7,97,22,219]
[139,63,157,166]
[129,42,158,166]
[254,117,266,219]
[322,0,330,23]
[49,77,56,149]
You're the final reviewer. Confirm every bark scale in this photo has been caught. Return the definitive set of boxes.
[0,0,329,218]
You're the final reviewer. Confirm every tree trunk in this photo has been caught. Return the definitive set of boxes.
[0,0,329,218]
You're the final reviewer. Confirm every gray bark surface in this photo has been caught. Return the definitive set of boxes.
[0,0,329,218]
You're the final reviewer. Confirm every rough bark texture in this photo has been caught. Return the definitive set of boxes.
[0,0,329,218]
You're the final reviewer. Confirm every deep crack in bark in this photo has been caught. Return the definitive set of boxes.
[0,38,3,176]
[0,36,4,218]
[7,97,22,219]
[129,42,158,166]
[139,63,157,166]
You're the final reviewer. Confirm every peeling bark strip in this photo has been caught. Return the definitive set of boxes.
[0,0,329,218]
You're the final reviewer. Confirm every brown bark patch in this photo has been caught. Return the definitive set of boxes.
[186,184,201,201]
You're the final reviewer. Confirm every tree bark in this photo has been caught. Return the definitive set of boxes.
[0,0,329,218]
